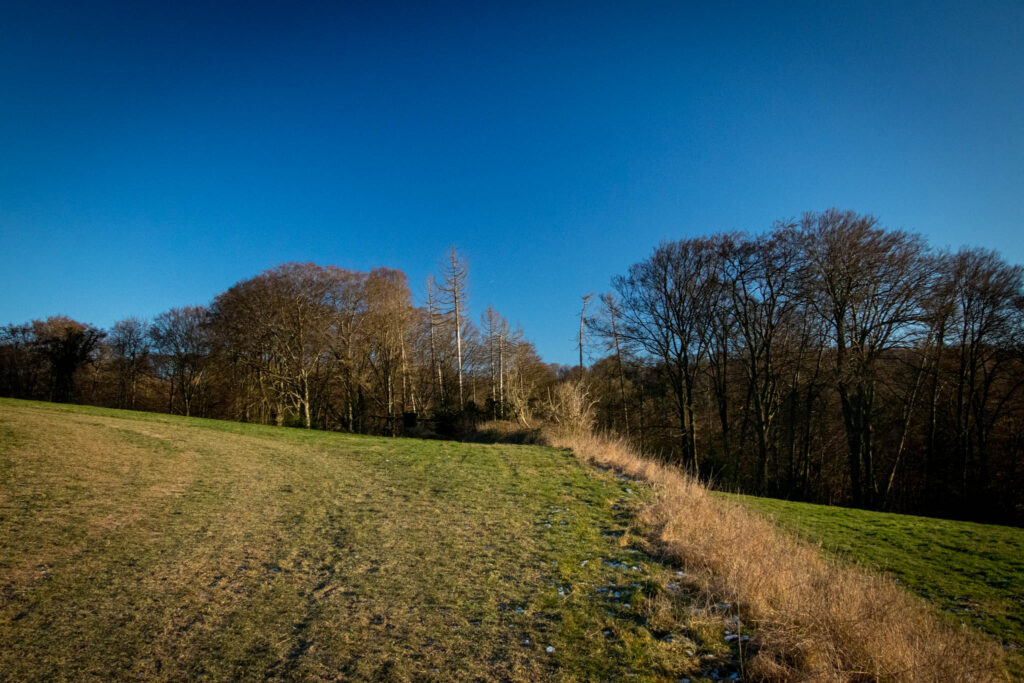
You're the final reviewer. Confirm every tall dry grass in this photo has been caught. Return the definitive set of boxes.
[550,431,1007,682]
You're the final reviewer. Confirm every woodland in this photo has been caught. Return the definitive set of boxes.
[3,210,1022,524]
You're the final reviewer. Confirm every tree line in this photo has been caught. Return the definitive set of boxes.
[584,209,1024,524]
[5,214,1022,524]
[0,249,558,438]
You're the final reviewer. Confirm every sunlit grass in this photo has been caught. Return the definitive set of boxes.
[0,398,733,681]
[721,491,1024,676]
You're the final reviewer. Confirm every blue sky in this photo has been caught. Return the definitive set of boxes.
[2,1,1022,365]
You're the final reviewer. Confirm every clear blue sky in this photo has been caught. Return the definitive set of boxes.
[2,1,1021,365]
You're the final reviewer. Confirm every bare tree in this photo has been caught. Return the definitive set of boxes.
[210,264,349,428]
[150,307,210,417]
[439,246,469,408]
[943,248,1024,503]
[31,316,105,403]
[799,210,932,507]
[109,317,148,409]
[425,275,446,409]
[611,238,717,471]
[578,293,593,372]
[364,267,414,434]
[482,305,504,418]
[593,293,631,436]
[723,228,800,492]
[0,323,46,399]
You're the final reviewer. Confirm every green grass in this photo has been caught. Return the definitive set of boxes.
[720,490,1024,674]
[0,398,741,681]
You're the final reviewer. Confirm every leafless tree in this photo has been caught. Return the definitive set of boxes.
[944,248,1024,502]
[439,246,469,408]
[109,317,148,409]
[425,275,446,409]
[0,323,46,399]
[798,210,932,506]
[364,267,414,434]
[210,263,349,428]
[595,293,631,436]
[578,293,593,372]
[482,305,505,418]
[150,306,210,417]
[611,238,717,471]
[723,228,800,491]
[31,316,105,403]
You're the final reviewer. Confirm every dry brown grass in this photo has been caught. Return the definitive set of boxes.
[550,431,1009,682]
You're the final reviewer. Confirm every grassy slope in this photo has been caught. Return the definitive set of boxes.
[0,399,740,681]
[722,491,1024,674]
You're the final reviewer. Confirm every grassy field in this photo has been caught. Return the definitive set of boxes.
[722,491,1024,674]
[0,398,744,681]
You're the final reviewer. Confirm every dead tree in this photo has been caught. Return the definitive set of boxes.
[440,246,469,408]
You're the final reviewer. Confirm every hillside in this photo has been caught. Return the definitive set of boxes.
[0,399,738,681]
[722,492,1024,676]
